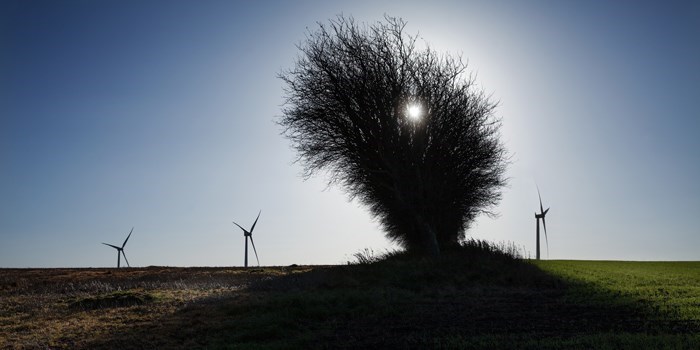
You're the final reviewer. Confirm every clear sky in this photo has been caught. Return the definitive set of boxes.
[1,0,699,267]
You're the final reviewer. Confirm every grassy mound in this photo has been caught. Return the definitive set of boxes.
[68,290,155,310]
[179,243,697,349]
[4,245,698,349]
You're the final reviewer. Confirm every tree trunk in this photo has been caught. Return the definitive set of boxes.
[417,216,440,258]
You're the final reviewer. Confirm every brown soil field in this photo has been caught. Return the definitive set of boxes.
[0,266,313,349]
[2,260,699,349]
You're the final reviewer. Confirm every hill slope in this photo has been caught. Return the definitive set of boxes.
[2,255,699,349]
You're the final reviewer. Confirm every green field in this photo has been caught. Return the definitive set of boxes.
[519,260,700,349]
[2,251,699,349]
[535,260,700,320]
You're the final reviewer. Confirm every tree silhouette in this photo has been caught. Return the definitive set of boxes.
[279,16,508,257]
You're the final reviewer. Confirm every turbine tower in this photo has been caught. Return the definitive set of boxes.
[102,227,133,268]
[233,210,261,268]
[535,187,550,260]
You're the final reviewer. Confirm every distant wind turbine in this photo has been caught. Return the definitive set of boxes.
[233,210,261,268]
[535,187,550,260]
[102,227,133,268]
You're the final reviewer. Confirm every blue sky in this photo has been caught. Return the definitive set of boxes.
[1,0,699,267]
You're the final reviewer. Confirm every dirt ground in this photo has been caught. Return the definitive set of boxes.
[0,266,307,349]
[2,263,699,349]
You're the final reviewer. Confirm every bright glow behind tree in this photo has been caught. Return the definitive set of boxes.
[406,103,422,121]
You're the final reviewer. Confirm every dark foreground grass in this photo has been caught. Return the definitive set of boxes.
[2,246,699,349]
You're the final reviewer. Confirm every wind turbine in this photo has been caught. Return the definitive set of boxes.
[535,187,550,260]
[102,227,133,268]
[233,210,261,268]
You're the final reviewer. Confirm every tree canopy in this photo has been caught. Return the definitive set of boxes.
[279,16,508,257]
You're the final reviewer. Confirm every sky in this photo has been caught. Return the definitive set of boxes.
[1,0,699,268]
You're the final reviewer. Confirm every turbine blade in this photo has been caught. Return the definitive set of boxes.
[249,236,260,267]
[103,243,121,250]
[122,227,134,248]
[542,216,549,258]
[543,208,550,216]
[122,251,130,267]
[250,210,261,233]
[537,186,544,214]
[232,221,249,235]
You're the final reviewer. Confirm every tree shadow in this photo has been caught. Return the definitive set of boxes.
[83,258,700,349]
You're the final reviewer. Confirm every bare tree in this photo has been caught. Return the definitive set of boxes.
[279,16,508,257]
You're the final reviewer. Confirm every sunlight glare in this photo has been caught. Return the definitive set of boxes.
[406,104,422,121]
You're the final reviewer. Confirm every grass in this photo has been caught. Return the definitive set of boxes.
[534,260,700,321]
[1,245,698,349]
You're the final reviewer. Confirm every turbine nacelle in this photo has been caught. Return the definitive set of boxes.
[535,207,549,219]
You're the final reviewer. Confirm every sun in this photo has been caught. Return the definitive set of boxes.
[406,103,422,121]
